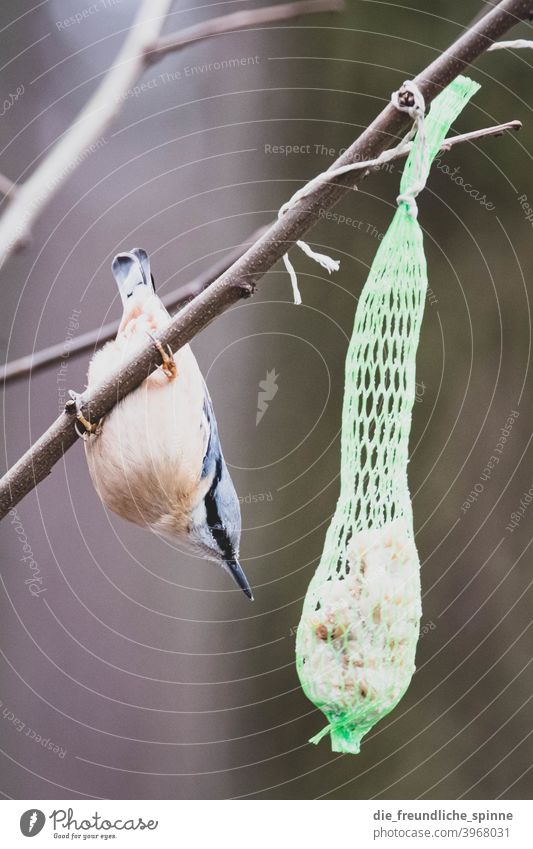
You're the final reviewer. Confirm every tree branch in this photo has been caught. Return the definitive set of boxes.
[146,0,344,62]
[0,0,174,267]
[438,117,521,149]
[0,225,269,383]
[0,0,343,270]
[0,173,18,200]
[0,118,521,385]
[0,0,531,520]
[468,2,501,28]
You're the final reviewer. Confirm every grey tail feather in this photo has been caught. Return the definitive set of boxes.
[112,248,155,306]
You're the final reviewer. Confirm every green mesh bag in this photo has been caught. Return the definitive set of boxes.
[296,76,480,754]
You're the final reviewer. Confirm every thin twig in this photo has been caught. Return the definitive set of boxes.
[439,118,521,149]
[0,174,18,200]
[0,0,174,267]
[146,0,344,62]
[0,225,269,383]
[0,0,531,520]
[0,119,520,385]
[0,0,342,271]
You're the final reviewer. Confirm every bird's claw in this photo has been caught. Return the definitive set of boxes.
[147,332,177,380]
[66,390,104,441]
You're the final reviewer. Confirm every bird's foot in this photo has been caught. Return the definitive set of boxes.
[147,332,177,380]
[66,390,104,441]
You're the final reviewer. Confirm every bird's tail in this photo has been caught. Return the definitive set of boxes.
[112,248,155,307]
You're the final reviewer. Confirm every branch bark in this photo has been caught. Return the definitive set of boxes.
[146,0,344,62]
[0,0,531,520]
[0,225,269,382]
[0,119,521,385]
[0,0,343,270]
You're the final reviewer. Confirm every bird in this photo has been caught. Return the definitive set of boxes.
[76,248,253,600]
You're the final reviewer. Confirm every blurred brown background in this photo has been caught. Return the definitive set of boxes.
[1,0,533,800]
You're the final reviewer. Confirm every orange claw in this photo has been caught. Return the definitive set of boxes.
[147,332,177,380]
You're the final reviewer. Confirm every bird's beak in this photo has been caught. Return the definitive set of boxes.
[226,559,254,600]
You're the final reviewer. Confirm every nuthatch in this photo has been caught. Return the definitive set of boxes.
[79,248,253,600]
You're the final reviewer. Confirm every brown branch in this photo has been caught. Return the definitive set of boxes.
[0,0,343,270]
[0,0,531,521]
[0,225,269,383]
[146,0,344,62]
[0,118,521,386]
[439,117,521,149]
[468,2,500,28]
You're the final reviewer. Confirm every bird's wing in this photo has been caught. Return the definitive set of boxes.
[200,385,241,545]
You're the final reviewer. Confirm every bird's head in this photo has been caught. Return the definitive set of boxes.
[188,469,253,600]
[187,440,253,601]
[184,389,254,601]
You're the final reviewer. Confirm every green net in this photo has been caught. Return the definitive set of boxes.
[295,76,480,754]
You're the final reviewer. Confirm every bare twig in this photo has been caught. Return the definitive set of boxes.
[0,0,174,267]
[468,0,533,26]
[0,0,342,271]
[439,118,521,149]
[0,0,531,520]
[146,0,344,62]
[0,118,521,386]
[0,225,269,383]
[0,174,18,200]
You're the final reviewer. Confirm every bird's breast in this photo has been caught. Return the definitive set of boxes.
[84,342,208,531]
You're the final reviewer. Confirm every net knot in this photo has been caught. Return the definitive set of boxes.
[391,80,427,219]
[277,80,428,302]
[391,79,426,121]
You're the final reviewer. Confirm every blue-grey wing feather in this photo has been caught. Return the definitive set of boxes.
[201,385,241,554]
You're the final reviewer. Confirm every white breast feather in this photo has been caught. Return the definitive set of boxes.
[84,293,209,536]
